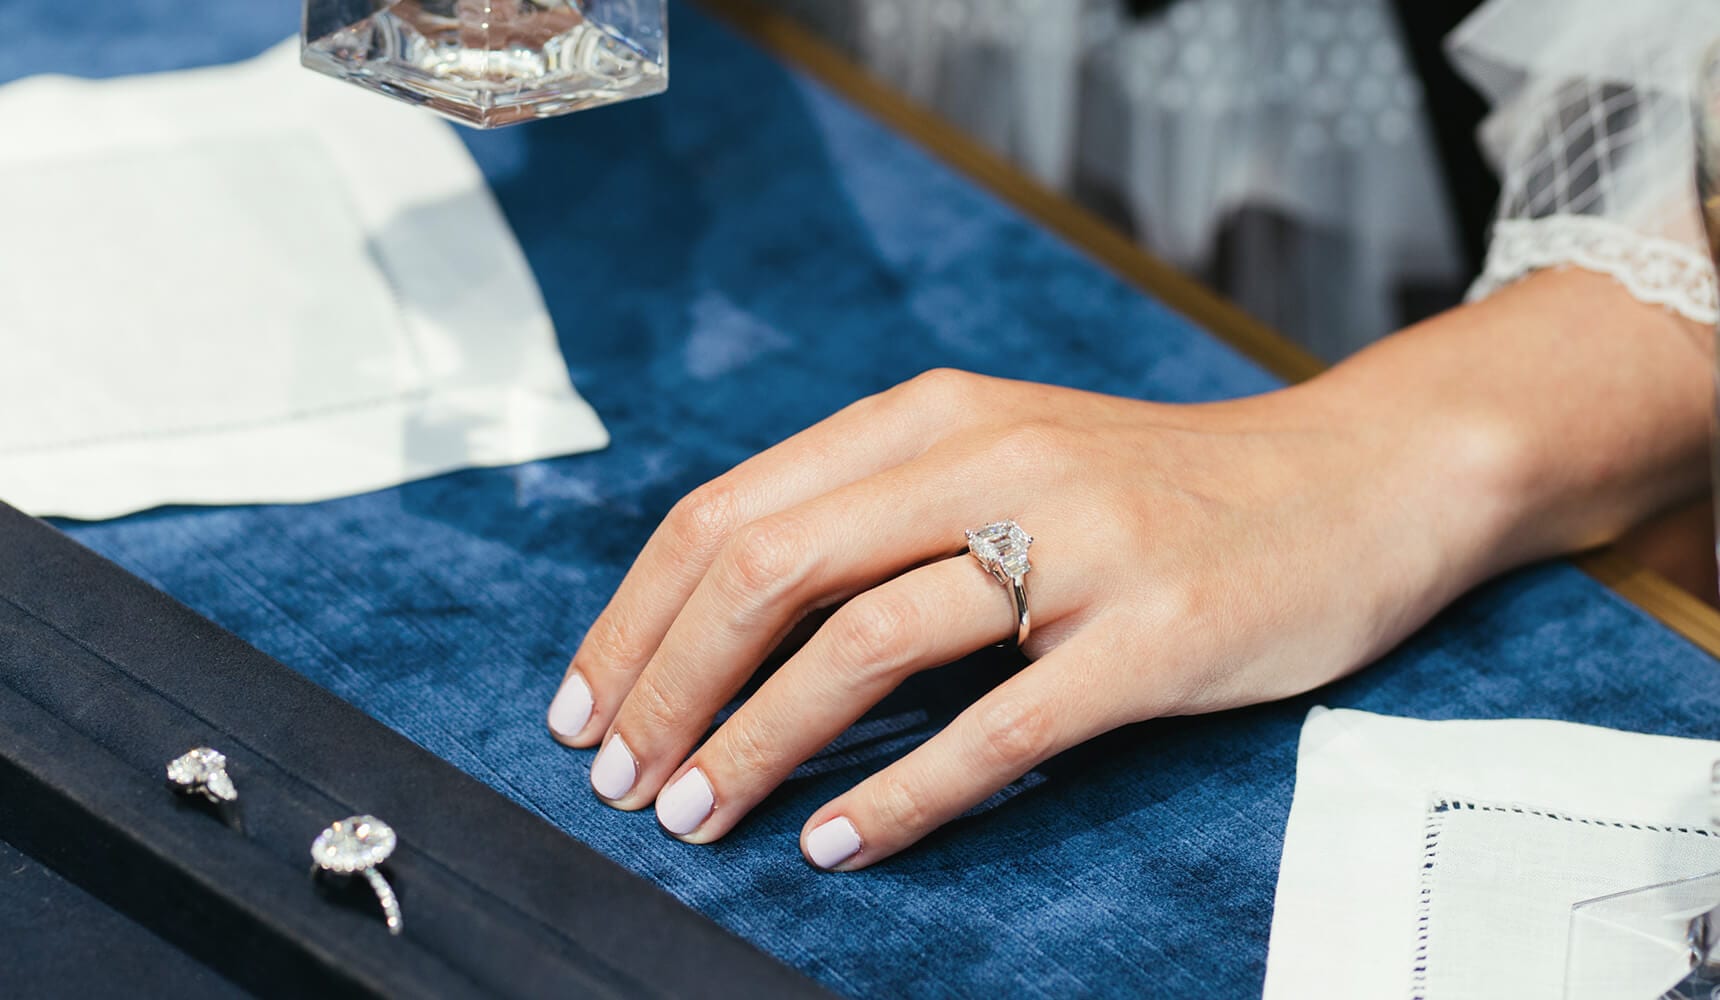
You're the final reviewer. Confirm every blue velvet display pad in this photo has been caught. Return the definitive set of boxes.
[10,2,1720,996]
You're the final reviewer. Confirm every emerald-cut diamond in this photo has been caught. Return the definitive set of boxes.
[166,747,238,803]
[312,815,398,874]
[966,521,1033,582]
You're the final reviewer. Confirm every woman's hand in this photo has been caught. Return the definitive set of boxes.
[544,268,1713,870]
[544,363,1508,869]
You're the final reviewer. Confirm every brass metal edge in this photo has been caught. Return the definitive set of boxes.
[697,0,1324,385]
[1577,550,1720,656]
[695,0,1720,659]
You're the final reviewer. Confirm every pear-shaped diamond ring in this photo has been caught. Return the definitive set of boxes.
[166,747,238,804]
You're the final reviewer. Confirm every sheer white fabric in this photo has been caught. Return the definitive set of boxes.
[765,0,1462,360]
[1451,0,1720,325]
[1077,0,1462,358]
[768,0,1720,343]
[766,0,1094,188]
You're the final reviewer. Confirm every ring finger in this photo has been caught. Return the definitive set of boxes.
[550,387,958,747]
[584,449,1020,809]
[652,541,1077,842]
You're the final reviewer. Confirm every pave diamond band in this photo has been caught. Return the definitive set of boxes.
[166,747,238,804]
[966,520,1033,647]
[312,815,403,935]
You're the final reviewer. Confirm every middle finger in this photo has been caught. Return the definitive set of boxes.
[587,446,1021,809]
[654,549,1069,841]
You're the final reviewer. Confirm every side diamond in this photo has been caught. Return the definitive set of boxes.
[167,747,231,792]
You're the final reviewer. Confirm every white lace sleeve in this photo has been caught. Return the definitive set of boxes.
[1449,0,1720,325]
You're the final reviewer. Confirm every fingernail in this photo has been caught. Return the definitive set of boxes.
[590,734,638,801]
[805,817,862,870]
[656,767,715,837]
[547,672,593,741]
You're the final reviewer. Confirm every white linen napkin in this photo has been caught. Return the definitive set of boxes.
[1264,708,1720,998]
[0,42,607,519]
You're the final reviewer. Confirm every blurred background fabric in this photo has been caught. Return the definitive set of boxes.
[763,0,1480,361]
[761,0,1720,359]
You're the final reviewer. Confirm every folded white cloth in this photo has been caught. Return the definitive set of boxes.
[1265,708,1720,998]
[0,42,607,520]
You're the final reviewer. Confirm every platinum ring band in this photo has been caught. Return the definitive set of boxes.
[362,867,404,935]
[1009,574,1030,648]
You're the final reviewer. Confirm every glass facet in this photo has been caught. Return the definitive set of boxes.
[302,0,667,128]
[1565,870,1720,999]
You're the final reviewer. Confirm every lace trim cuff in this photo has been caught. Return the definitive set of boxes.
[1467,216,1719,326]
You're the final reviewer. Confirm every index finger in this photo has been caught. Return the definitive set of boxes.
[548,382,946,746]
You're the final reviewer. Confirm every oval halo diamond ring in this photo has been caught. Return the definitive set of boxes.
[311,815,403,935]
[965,520,1034,647]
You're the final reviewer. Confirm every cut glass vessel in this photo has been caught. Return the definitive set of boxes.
[302,0,667,128]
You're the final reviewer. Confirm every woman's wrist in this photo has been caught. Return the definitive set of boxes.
[1297,268,1712,589]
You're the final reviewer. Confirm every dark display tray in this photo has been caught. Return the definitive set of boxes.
[0,501,825,998]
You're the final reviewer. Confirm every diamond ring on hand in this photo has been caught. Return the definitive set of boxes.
[965,520,1033,647]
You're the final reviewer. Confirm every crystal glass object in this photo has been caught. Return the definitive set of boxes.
[302,0,667,128]
[1566,870,1720,999]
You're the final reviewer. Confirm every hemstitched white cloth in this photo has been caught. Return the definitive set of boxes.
[1264,708,1720,999]
[0,42,607,520]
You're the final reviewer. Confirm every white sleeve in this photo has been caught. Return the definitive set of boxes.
[1448,0,1720,325]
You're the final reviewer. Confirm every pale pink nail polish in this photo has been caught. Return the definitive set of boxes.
[805,817,862,870]
[656,768,715,836]
[547,672,593,741]
[590,735,638,801]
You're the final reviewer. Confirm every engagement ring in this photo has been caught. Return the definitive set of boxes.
[166,747,238,804]
[966,520,1033,647]
[312,814,403,935]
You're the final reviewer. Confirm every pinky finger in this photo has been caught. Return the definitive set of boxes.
[798,634,1113,871]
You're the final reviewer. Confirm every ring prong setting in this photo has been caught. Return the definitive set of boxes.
[166,747,238,803]
[966,521,1033,583]
[966,520,1034,647]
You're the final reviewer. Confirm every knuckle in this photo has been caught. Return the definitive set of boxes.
[831,592,919,680]
[718,517,811,600]
[624,677,682,732]
[872,771,929,832]
[973,697,1057,769]
[986,422,1063,472]
[902,367,977,407]
[578,613,645,677]
[717,718,780,776]
[666,481,743,556]
[1143,576,1203,632]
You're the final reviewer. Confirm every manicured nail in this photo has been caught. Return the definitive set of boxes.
[590,735,637,801]
[547,672,593,741]
[656,767,715,837]
[805,817,862,870]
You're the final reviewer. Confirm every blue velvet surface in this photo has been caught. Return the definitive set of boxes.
[11,2,1720,995]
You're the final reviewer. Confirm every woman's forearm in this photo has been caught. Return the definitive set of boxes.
[1305,267,1712,589]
